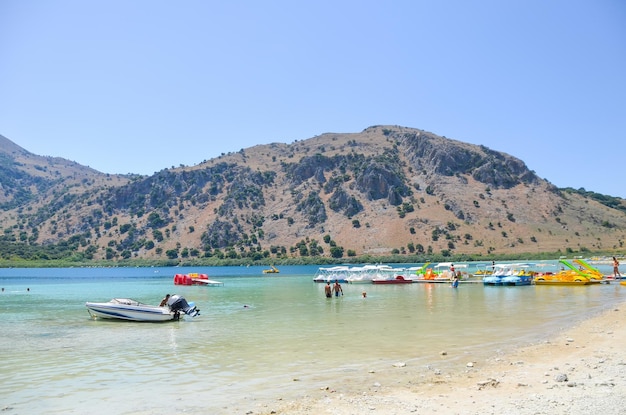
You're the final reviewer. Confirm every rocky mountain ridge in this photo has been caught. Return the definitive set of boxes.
[0,126,625,263]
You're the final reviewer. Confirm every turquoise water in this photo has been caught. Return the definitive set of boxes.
[0,263,623,414]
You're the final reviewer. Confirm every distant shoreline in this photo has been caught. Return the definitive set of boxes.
[0,253,624,269]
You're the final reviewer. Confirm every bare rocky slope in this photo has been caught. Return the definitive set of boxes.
[0,126,625,262]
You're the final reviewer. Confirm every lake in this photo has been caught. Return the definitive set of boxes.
[0,262,623,414]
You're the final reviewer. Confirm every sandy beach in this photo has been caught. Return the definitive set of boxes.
[252,302,626,415]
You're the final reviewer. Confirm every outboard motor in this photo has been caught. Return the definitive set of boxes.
[167,294,200,317]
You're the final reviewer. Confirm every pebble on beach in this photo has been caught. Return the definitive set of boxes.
[554,373,568,382]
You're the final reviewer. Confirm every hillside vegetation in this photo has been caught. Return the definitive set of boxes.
[0,126,625,266]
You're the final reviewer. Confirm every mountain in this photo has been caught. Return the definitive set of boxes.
[0,134,131,207]
[0,126,625,263]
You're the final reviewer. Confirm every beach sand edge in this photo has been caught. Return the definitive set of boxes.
[251,301,626,415]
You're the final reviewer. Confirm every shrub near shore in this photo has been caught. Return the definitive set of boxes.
[0,250,623,268]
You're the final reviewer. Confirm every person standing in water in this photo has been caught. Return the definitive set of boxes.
[613,257,621,278]
[452,275,459,288]
[332,280,343,297]
[324,282,332,298]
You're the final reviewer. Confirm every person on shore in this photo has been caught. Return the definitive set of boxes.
[450,264,455,279]
[159,294,170,307]
[325,282,332,298]
[332,280,343,297]
[613,257,621,278]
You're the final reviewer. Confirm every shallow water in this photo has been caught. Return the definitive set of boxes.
[0,263,623,414]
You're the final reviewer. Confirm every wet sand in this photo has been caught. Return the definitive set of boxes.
[251,301,626,415]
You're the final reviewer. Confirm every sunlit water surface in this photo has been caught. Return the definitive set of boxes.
[0,263,623,414]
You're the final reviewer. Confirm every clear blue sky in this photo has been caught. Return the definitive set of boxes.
[1,1,625,197]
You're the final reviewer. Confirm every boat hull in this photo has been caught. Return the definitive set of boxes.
[534,280,598,286]
[85,299,175,322]
[372,279,414,285]
[192,278,224,286]
[501,276,534,286]
[344,278,371,284]
[174,273,223,286]
[482,277,505,286]
[314,277,349,283]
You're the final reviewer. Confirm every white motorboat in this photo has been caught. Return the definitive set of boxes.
[85,295,200,322]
